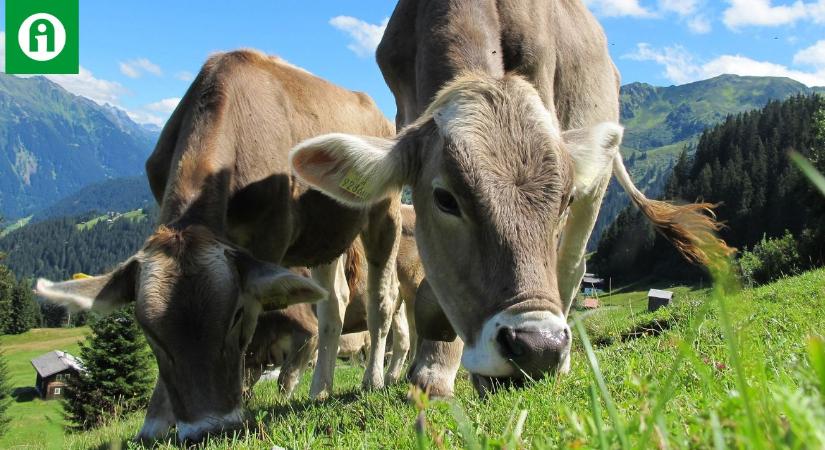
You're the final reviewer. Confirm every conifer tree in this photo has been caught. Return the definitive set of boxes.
[63,306,154,430]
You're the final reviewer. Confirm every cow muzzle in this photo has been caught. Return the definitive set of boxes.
[462,310,570,379]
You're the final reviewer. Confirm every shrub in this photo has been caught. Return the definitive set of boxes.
[738,230,802,286]
[63,306,154,430]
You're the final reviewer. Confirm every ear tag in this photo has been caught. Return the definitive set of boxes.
[339,169,371,199]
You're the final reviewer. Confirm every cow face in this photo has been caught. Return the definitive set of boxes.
[35,225,326,442]
[290,73,621,384]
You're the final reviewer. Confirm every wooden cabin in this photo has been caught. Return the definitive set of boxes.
[31,350,83,400]
[647,289,674,312]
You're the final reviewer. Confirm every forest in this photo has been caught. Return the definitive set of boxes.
[593,94,825,283]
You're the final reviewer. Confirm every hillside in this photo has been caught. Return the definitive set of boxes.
[61,269,825,449]
[31,176,154,222]
[594,94,825,281]
[592,75,824,247]
[0,74,158,219]
[0,208,156,281]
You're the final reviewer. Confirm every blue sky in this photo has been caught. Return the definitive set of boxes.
[2,0,824,126]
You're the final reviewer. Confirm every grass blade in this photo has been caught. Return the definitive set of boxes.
[789,151,825,196]
[589,384,609,450]
[710,411,727,450]
[574,317,630,450]
[809,335,825,395]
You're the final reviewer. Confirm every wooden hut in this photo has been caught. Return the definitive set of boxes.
[31,350,83,400]
[647,289,674,312]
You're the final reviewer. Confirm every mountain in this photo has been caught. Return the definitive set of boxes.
[31,176,155,222]
[591,75,825,248]
[0,74,158,219]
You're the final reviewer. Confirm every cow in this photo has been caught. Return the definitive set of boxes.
[289,0,731,398]
[244,235,416,394]
[34,49,401,442]
[245,206,422,394]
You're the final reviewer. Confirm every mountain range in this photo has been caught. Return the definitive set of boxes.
[0,74,158,219]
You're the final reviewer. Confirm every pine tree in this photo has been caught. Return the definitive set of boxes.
[0,351,10,437]
[63,306,154,430]
[0,264,16,334]
[5,281,42,334]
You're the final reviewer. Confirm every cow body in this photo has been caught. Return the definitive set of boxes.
[36,50,402,442]
[291,0,728,397]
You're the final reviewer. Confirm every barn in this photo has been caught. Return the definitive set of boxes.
[30,350,84,400]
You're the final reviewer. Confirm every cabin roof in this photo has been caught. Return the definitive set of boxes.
[582,276,604,284]
[31,350,84,378]
[648,289,674,300]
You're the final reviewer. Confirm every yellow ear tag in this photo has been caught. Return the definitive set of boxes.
[339,169,371,200]
[72,273,92,280]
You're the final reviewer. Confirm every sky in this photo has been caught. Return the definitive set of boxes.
[1,0,824,126]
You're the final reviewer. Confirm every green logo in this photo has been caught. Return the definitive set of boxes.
[5,0,79,74]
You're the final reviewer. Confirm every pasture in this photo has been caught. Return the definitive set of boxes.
[50,268,825,449]
[0,327,88,450]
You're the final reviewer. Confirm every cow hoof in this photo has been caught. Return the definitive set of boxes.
[407,365,454,399]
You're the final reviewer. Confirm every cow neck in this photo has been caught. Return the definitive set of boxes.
[414,0,505,115]
[159,164,231,236]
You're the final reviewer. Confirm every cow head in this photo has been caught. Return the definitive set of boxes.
[35,225,326,441]
[290,73,621,385]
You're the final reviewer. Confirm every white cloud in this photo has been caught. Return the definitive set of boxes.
[723,0,825,29]
[119,58,163,78]
[626,42,825,87]
[45,67,128,105]
[584,0,655,18]
[145,97,181,114]
[125,110,164,127]
[659,0,699,15]
[793,40,825,68]
[329,16,389,58]
[175,71,194,82]
[687,15,712,34]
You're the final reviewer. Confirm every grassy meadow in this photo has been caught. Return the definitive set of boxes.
[40,268,822,449]
[1,327,88,449]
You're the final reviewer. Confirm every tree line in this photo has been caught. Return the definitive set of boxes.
[0,210,156,332]
[593,94,825,283]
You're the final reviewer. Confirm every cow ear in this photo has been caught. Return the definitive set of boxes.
[35,258,139,313]
[238,256,327,310]
[563,122,623,195]
[414,278,457,342]
[290,133,414,207]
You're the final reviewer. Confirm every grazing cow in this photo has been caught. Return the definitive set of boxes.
[246,207,422,393]
[290,1,730,397]
[34,50,401,442]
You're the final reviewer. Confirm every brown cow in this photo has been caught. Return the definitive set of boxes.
[290,1,730,397]
[34,50,401,442]
[245,207,422,394]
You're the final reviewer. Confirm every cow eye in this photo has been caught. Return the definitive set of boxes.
[433,188,461,216]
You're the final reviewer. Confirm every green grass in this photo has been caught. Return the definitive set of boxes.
[53,268,825,449]
[75,209,147,232]
[1,216,33,238]
[1,327,88,450]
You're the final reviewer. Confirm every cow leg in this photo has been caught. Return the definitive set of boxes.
[407,338,463,398]
[385,301,411,385]
[556,173,611,374]
[361,198,402,390]
[279,333,318,398]
[135,379,175,443]
[404,294,417,361]
[309,255,350,400]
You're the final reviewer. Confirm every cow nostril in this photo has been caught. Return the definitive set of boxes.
[496,326,525,358]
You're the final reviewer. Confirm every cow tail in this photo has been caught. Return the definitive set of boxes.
[612,155,734,267]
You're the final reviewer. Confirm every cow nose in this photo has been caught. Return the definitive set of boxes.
[495,325,570,376]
